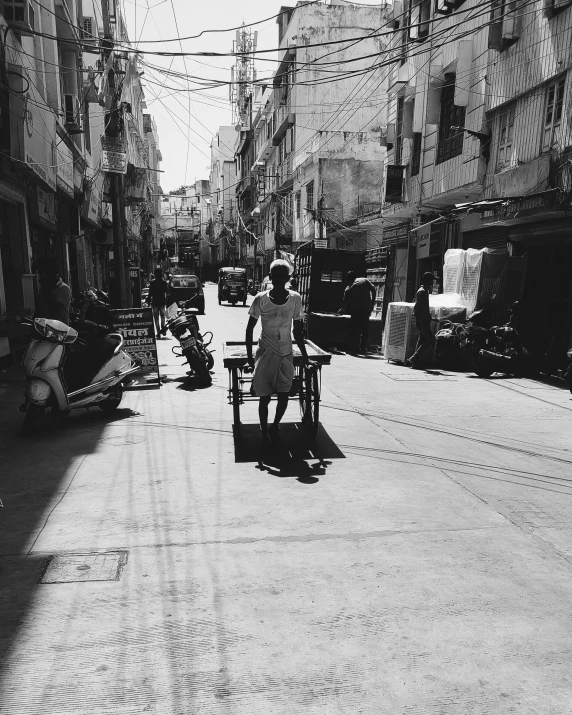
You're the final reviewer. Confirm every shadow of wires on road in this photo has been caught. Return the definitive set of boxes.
[0,390,137,699]
[233,422,345,482]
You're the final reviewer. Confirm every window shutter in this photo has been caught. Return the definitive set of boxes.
[402,101,414,139]
[426,87,442,125]
[413,77,425,133]
[488,0,503,49]
[454,40,472,107]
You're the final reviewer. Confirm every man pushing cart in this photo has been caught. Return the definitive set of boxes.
[223,259,331,443]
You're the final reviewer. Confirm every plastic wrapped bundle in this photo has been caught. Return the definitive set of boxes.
[443,249,465,294]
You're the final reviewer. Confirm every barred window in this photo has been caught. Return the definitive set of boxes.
[436,73,466,165]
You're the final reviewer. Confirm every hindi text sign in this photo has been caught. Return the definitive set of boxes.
[111,308,160,388]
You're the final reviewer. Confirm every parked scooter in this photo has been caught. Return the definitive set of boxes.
[20,317,140,434]
[459,312,534,378]
[166,301,214,387]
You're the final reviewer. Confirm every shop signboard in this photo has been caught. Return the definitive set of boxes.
[56,140,75,197]
[81,176,103,227]
[111,308,160,388]
[382,222,409,246]
[416,225,430,260]
[102,136,128,174]
[20,93,57,191]
[30,186,58,230]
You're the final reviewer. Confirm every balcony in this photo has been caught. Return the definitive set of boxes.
[272,105,295,147]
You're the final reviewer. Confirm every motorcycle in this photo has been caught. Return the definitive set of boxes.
[459,318,534,378]
[166,301,214,387]
[20,317,140,434]
[564,349,572,394]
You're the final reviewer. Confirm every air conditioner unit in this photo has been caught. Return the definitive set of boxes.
[4,0,35,36]
[383,302,417,362]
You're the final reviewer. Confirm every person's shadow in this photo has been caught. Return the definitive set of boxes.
[234,422,344,483]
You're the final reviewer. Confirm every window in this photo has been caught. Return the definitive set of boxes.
[496,105,515,170]
[295,191,301,219]
[306,181,314,211]
[411,132,422,176]
[436,73,466,165]
[544,0,572,18]
[489,0,523,50]
[395,97,404,164]
[542,77,565,151]
[435,0,467,14]
[410,0,430,40]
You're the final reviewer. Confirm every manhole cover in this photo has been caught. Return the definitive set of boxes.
[100,435,146,446]
[39,551,128,584]
[380,370,455,381]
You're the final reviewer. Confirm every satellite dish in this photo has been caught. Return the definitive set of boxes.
[235,123,242,132]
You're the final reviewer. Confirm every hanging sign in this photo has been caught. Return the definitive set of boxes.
[314,239,328,249]
[110,308,160,388]
[101,136,128,174]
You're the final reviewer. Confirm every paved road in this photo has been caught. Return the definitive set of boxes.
[2,284,572,713]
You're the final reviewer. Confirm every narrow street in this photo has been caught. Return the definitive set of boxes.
[2,284,572,713]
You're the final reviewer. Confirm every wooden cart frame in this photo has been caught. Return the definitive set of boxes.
[223,340,332,439]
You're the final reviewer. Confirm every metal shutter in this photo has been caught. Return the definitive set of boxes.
[462,227,508,251]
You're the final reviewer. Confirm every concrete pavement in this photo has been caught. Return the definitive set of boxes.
[2,284,572,713]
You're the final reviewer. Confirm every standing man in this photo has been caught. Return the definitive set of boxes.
[148,268,169,337]
[341,270,377,355]
[35,256,72,326]
[408,271,435,369]
[246,259,309,445]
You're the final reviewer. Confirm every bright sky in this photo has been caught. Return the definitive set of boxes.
[122,0,381,193]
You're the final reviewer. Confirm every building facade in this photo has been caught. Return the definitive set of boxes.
[0,0,161,361]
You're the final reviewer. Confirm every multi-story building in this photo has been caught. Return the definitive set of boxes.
[210,126,239,270]
[0,0,162,360]
[158,180,211,278]
[272,1,389,250]
[377,0,572,348]
[376,0,492,306]
[232,1,390,281]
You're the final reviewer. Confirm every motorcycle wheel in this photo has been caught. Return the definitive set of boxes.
[99,384,124,412]
[188,350,212,387]
[21,403,43,435]
[204,350,215,371]
[467,346,495,378]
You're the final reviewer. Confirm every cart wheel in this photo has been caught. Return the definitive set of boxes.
[299,364,320,439]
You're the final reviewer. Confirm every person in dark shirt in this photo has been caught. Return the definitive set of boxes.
[341,271,377,355]
[35,256,72,326]
[407,272,435,369]
[148,268,169,337]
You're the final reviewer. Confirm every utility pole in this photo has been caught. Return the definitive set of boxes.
[101,0,129,308]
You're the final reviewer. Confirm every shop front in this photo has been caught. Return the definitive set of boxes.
[381,222,409,327]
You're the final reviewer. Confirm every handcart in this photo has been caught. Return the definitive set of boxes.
[223,340,332,439]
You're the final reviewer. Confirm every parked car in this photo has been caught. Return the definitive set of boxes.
[169,273,205,314]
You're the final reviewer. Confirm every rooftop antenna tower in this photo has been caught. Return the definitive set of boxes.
[230,25,257,130]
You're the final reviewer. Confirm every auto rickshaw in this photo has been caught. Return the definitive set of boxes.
[218,267,248,306]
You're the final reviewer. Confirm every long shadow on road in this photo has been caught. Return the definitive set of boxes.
[0,392,136,699]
